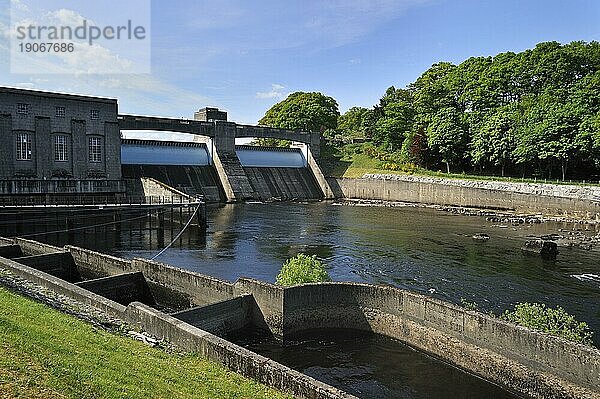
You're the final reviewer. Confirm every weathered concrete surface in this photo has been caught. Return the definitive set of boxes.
[3,237,599,399]
[283,283,600,399]
[76,272,155,307]
[307,148,334,199]
[0,254,126,318]
[13,252,80,282]
[1,241,353,399]
[67,247,235,307]
[328,176,600,220]
[0,244,23,258]
[125,302,355,399]
[234,278,285,336]
[172,294,254,336]
[139,177,195,201]
[14,238,64,256]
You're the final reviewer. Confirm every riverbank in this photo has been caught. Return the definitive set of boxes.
[0,268,291,399]
[327,175,600,221]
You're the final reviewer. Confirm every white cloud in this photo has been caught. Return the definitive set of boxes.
[10,0,29,12]
[256,83,286,99]
[9,5,149,74]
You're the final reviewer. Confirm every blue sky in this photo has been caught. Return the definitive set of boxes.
[1,0,599,124]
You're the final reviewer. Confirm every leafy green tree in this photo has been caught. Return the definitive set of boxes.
[502,302,593,345]
[426,107,467,173]
[337,106,371,140]
[275,254,331,287]
[259,92,340,133]
[471,106,518,176]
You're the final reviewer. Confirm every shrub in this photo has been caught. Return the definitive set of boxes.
[501,302,594,345]
[275,254,331,287]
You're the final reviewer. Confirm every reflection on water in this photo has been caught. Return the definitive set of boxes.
[231,328,520,399]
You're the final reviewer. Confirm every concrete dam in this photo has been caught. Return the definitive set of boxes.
[121,139,325,202]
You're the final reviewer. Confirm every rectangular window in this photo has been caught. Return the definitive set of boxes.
[17,103,29,115]
[90,109,99,120]
[55,106,65,117]
[16,133,32,160]
[54,135,68,161]
[88,137,102,163]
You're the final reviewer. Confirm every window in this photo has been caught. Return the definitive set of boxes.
[90,109,99,120]
[55,106,65,117]
[16,133,32,160]
[17,103,29,115]
[88,136,102,162]
[54,135,68,161]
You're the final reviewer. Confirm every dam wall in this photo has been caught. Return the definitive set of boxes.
[1,237,598,399]
[328,176,600,220]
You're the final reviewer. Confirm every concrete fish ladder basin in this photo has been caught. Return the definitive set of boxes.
[0,236,598,399]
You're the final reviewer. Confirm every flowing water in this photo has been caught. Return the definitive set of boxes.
[7,201,599,398]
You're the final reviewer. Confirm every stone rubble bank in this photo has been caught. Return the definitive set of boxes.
[363,174,600,202]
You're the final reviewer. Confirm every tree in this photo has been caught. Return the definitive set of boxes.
[471,106,518,176]
[259,92,340,133]
[275,254,331,287]
[337,106,371,141]
[426,107,468,173]
[371,88,415,152]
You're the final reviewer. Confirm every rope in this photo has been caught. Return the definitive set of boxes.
[150,203,201,260]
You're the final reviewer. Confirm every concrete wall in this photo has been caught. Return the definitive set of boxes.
[66,246,235,307]
[124,302,355,399]
[283,283,600,399]
[3,237,598,399]
[139,177,194,201]
[329,177,600,219]
[172,294,254,336]
[76,272,154,306]
[0,238,353,399]
[13,252,80,282]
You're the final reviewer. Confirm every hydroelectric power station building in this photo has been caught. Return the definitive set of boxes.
[0,86,331,202]
[0,87,123,198]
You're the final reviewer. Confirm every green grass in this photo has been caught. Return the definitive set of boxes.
[0,287,293,399]
[326,150,600,186]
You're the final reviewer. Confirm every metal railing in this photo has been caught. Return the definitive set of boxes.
[0,194,203,207]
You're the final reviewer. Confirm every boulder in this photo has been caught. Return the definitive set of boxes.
[521,240,559,260]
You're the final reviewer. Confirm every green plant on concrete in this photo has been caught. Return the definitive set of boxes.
[501,302,593,345]
[276,254,331,286]
[460,297,479,311]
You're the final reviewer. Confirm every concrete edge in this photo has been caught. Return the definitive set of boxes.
[0,255,126,316]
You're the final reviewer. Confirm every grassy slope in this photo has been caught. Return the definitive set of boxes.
[0,287,292,399]
[326,151,600,186]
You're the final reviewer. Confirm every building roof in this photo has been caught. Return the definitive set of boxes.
[0,86,117,104]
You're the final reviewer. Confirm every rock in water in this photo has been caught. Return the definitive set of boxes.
[521,240,559,260]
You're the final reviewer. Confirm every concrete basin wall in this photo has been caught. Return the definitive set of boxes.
[283,283,600,399]
[1,237,598,398]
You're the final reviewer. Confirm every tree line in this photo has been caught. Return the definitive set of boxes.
[259,41,600,180]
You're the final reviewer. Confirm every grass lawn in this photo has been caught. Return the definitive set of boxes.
[0,286,293,399]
